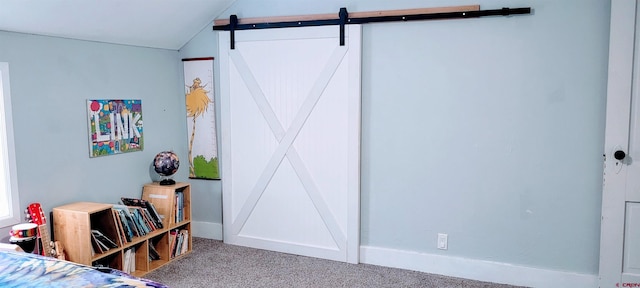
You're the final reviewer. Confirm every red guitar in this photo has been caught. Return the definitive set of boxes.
[26,203,65,260]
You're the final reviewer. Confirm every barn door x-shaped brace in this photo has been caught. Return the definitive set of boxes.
[213,5,532,49]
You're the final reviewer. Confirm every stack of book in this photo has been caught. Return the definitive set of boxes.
[123,247,136,274]
[169,229,189,259]
[121,197,163,229]
[112,198,164,245]
[175,189,185,223]
[148,242,160,261]
[90,229,118,254]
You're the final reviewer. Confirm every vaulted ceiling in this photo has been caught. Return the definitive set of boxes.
[0,0,237,50]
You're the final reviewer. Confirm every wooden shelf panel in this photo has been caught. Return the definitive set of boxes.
[54,202,113,214]
[142,182,191,229]
[92,251,122,271]
[91,247,121,262]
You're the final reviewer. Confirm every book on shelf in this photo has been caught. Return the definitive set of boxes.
[131,208,150,236]
[111,209,128,245]
[123,247,136,274]
[148,242,160,261]
[179,229,188,255]
[115,208,134,242]
[113,205,141,239]
[114,204,160,238]
[90,229,118,254]
[139,208,158,231]
[91,229,118,248]
[175,191,184,223]
[90,232,105,254]
[121,197,164,229]
[172,186,187,224]
[169,228,189,258]
[169,230,177,258]
[175,232,183,257]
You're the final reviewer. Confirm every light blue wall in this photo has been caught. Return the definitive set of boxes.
[0,0,610,276]
[0,31,188,237]
[178,0,610,274]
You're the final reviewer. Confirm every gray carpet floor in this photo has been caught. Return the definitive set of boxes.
[144,237,524,288]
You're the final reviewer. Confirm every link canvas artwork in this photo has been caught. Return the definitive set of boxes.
[87,99,143,157]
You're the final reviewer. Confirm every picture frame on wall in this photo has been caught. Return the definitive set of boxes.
[87,99,143,157]
[183,57,220,180]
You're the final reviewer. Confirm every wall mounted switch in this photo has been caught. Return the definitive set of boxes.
[437,233,448,250]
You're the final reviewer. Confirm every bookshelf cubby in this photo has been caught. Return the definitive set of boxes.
[52,182,192,277]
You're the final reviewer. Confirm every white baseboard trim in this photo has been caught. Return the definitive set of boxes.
[191,221,223,240]
[359,246,597,288]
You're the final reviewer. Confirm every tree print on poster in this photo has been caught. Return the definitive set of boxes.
[87,99,143,157]
[183,58,219,180]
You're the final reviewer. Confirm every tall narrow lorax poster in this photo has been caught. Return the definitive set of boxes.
[183,57,219,180]
[87,99,143,157]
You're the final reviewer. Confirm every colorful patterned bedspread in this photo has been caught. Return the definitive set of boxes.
[0,251,167,288]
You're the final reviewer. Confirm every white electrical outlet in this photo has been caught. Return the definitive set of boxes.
[437,233,448,250]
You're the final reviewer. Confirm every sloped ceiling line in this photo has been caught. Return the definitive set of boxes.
[0,0,237,50]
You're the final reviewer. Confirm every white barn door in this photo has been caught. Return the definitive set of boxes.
[219,25,361,263]
[600,1,640,286]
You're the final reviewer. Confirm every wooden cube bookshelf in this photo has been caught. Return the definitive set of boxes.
[52,182,192,276]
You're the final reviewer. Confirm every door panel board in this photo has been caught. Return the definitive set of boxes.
[220,25,361,263]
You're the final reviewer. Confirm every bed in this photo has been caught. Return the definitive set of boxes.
[0,250,167,288]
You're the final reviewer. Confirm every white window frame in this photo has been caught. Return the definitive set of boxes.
[0,62,20,228]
